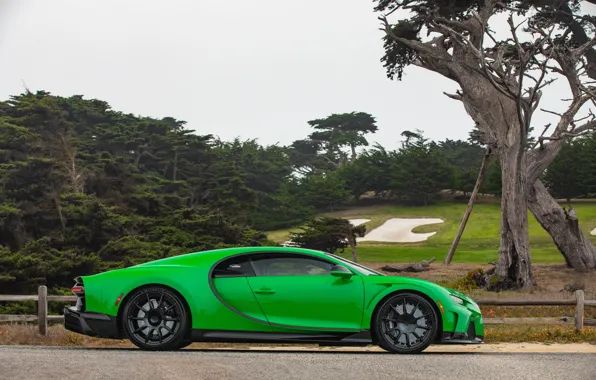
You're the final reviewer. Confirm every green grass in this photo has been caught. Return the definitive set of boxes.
[267,199,596,263]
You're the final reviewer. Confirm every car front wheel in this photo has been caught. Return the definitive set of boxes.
[374,292,439,354]
[122,286,190,350]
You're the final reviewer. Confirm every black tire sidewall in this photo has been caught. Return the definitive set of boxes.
[122,286,189,351]
[374,292,438,354]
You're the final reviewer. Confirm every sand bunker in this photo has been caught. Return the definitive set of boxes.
[591,228,596,236]
[357,218,444,243]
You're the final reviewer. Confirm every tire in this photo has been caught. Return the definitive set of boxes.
[122,286,190,351]
[373,292,439,354]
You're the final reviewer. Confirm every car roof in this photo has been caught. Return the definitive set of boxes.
[136,246,334,267]
[199,246,332,261]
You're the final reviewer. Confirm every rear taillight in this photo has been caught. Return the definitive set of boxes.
[72,277,86,311]
[71,286,84,295]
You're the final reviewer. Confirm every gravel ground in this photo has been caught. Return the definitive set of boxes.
[0,345,595,380]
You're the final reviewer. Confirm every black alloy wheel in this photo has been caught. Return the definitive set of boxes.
[122,286,190,350]
[374,292,438,354]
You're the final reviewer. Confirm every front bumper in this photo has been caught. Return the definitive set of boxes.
[440,327,484,344]
[438,296,484,344]
[64,306,121,339]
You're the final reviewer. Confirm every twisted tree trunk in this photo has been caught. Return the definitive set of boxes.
[493,148,534,287]
[457,72,535,288]
[528,180,596,270]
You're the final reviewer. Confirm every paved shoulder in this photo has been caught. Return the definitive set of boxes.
[0,345,595,380]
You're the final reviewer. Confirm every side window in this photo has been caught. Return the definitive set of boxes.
[249,253,334,276]
[212,255,255,278]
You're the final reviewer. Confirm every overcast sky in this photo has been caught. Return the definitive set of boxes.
[0,0,594,151]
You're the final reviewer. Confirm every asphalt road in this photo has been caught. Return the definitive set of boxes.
[0,346,595,380]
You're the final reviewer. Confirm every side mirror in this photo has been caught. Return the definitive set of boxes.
[330,264,353,278]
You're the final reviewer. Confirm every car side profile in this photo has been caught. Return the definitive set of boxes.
[64,246,484,354]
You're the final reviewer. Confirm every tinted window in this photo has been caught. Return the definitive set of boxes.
[212,256,255,277]
[249,253,334,276]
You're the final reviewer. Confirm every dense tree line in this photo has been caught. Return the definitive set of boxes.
[0,91,592,293]
[543,136,596,201]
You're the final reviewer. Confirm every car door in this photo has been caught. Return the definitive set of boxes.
[246,252,365,331]
[210,254,272,329]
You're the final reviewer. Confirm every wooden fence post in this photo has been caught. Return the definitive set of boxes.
[575,289,584,332]
[38,285,47,335]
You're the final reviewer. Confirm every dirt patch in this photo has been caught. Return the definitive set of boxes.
[363,262,596,299]
[0,324,316,349]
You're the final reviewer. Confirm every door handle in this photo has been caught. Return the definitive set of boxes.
[254,287,275,295]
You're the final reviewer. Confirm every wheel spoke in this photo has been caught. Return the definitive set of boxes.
[135,302,148,313]
[147,294,153,309]
[412,331,422,339]
[164,315,180,322]
[158,329,163,344]
[392,331,401,344]
[411,302,420,316]
[133,325,146,334]
[416,313,430,320]
[405,333,410,347]
[128,316,144,321]
[157,294,164,309]
[163,325,174,335]
[416,324,431,331]
[164,304,175,312]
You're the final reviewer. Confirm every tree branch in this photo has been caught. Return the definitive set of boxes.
[379,16,449,61]
[443,90,463,101]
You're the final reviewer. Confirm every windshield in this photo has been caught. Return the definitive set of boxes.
[329,254,385,276]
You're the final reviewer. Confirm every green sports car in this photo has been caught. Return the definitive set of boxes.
[64,246,484,354]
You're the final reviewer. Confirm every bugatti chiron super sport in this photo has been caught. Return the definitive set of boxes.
[64,247,484,354]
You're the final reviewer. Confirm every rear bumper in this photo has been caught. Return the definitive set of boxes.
[64,306,121,339]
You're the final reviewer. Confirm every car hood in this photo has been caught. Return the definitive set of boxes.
[364,275,475,303]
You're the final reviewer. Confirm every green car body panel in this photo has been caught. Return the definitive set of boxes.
[65,246,484,349]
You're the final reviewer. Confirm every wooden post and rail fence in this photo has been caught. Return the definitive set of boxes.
[0,286,595,335]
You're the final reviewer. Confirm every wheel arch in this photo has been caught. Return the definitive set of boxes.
[368,289,443,344]
[116,283,193,338]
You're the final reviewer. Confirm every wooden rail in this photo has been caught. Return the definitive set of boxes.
[0,287,594,335]
[0,286,77,334]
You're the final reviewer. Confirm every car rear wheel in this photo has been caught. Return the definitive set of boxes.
[374,292,438,354]
[122,286,190,350]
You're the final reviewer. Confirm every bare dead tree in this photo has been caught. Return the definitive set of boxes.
[57,131,85,194]
[376,0,596,288]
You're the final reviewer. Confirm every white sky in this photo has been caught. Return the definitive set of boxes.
[0,0,594,150]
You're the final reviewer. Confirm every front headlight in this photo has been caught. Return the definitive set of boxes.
[450,294,465,305]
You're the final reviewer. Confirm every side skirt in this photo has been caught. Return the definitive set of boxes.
[191,330,372,346]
